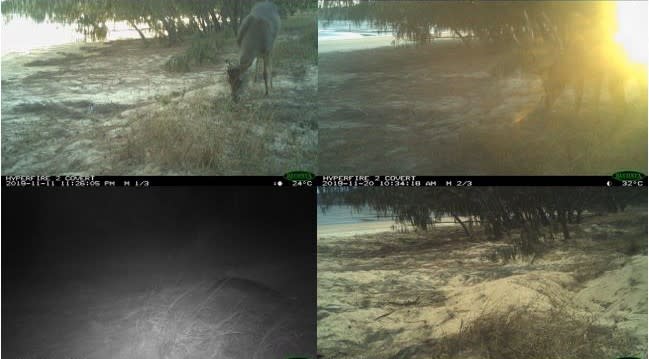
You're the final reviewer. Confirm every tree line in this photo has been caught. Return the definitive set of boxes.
[319,187,645,243]
[319,1,616,49]
[2,0,316,42]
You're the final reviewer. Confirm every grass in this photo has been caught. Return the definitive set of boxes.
[273,13,318,74]
[430,305,642,359]
[318,210,647,359]
[118,90,317,175]
[281,13,317,34]
[120,92,277,175]
[164,32,231,73]
[118,13,318,175]
[455,100,648,175]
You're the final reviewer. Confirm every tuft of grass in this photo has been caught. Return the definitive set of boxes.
[164,54,191,73]
[118,91,316,175]
[164,32,230,73]
[186,32,228,65]
[431,306,643,359]
[121,94,265,174]
[622,236,648,256]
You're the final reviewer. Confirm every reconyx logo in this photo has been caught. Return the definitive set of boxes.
[284,171,315,181]
[612,171,646,181]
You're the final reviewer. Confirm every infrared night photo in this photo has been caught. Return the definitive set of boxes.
[2,186,316,359]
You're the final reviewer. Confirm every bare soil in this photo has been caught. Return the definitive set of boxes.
[3,243,316,359]
[318,40,648,175]
[3,274,315,359]
[2,35,317,175]
[317,210,648,358]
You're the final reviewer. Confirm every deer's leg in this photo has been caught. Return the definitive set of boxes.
[263,54,269,96]
[269,54,273,89]
[254,57,261,83]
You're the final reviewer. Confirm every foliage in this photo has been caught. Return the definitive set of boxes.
[1,0,316,42]
[319,187,646,242]
[273,14,318,69]
[319,1,617,47]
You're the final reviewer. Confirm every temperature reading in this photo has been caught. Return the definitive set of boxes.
[622,180,643,187]
[292,181,313,187]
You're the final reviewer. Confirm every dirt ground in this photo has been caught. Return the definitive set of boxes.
[2,33,317,175]
[3,274,315,359]
[318,39,648,175]
[2,238,316,359]
[317,210,648,358]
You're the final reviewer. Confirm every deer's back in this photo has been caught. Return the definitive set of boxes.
[239,2,281,58]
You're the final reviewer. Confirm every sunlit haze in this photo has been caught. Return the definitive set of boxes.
[615,1,648,64]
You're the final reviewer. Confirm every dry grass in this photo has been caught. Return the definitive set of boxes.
[430,305,642,359]
[118,92,310,175]
[455,102,648,175]
[115,13,318,175]
[318,210,647,359]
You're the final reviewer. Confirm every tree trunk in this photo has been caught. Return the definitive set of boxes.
[453,28,472,48]
[558,210,570,240]
[454,214,474,241]
[127,21,147,40]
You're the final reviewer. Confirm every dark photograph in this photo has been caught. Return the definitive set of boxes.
[2,186,316,359]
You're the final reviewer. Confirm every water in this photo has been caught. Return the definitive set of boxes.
[318,20,392,42]
[317,205,393,226]
[318,205,469,228]
[1,16,152,56]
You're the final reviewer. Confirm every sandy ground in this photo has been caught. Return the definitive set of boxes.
[3,252,316,359]
[318,38,648,175]
[4,275,315,359]
[318,220,398,237]
[317,210,648,358]
[1,35,317,175]
[319,35,396,53]
[317,219,460,238]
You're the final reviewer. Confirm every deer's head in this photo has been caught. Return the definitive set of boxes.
[226,60,244,102]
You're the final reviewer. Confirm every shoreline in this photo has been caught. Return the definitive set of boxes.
[317,220,399,238]
[318,35,396,54]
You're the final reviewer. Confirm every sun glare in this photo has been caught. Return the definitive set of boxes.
[615,1,648,64]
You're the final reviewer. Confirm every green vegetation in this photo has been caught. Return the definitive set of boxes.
[320,187,647,255]
[2,0,316,43]
[273,14,318,73]
[319,1,616,48]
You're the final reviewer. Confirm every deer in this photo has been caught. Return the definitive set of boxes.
[226,1,281,101]
[511,10,628,114]
[539,36,628,113]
